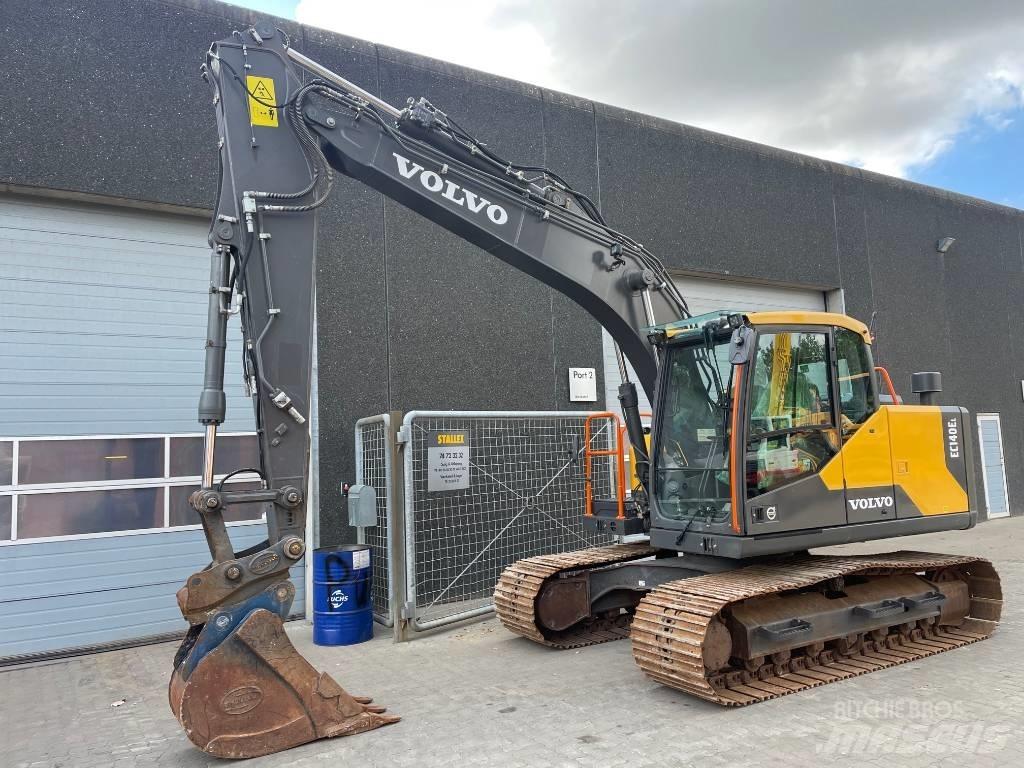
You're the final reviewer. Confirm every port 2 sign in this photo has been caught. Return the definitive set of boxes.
[427,430,471,492]
[569,367,597,402]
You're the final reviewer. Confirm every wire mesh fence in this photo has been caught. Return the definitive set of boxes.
[401,411,616,631]
[354,414,395,625]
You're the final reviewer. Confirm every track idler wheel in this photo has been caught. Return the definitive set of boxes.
[169,608,398,759]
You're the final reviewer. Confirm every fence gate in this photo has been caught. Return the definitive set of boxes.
[354,412,404,626]
[399,411,615,635]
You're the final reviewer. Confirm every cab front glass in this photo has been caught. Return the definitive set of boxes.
[652,333,735,524]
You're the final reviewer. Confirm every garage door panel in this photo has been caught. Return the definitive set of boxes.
[0,246,206,285]
[0,525,306,657]
[0,195,302,660]
[0,197,253,437]
[1,526,268,600]
[1,577,306,654]
[1,288,208,319]
[1,337,245,359]
[0,199,208,245]
[0,353,230,373]
[0,277,204,305]
[0,232,203,266]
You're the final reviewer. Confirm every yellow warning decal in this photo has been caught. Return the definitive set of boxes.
[246,76,279,127]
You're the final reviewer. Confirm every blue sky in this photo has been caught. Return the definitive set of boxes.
[233,0,1024,209]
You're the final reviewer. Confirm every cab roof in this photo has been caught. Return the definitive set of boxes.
[653,310,871,344]
[746,311,871,342]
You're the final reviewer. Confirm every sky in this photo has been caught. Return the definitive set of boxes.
[235,0,1024,208]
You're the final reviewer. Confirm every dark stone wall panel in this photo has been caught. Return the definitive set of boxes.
[542,94,606,409]
[595,109,840,288]
[0,0,302,208]
[375,58,557,413]
[830,174,874,323]
[300,27,387,546]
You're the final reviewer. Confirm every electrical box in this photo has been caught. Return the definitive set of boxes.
[347,484,377,527]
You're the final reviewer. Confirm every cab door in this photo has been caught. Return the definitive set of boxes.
[743,327,847,533]
[832,327,896,523]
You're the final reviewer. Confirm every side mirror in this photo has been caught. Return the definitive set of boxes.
[729,325,755,365]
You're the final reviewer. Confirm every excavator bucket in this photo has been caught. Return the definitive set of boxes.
[169,606,398,759]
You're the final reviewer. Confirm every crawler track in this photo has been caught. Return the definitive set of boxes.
[631,552,1002,705]
[495,546,1002,705]
[493,543,659,648]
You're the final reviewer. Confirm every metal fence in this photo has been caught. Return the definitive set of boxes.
[354,413,402,626]
[354,410,617,639]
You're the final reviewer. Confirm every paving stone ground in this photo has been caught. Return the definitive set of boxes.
[3,518,1023,768]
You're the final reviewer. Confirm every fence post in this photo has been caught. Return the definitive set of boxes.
[386,410,413,642]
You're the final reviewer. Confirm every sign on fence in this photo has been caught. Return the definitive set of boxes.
[426,430,470,491]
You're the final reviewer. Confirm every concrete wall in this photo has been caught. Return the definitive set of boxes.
[4,0,1022,545]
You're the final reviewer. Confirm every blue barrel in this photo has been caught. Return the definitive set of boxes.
[313,545,373,646]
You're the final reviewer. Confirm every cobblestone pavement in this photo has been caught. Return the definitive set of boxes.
[3,519,1023,768]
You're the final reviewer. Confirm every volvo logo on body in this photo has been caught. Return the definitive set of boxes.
[848,496,894,511]
[393,152,509,226]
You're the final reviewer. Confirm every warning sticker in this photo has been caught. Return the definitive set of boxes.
[246,75,279,127]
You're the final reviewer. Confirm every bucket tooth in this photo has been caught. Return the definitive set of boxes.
[170,608,398,759]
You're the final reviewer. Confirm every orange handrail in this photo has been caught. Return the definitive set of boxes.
[729,364,744,533]
[583,412,627,519]
[875,366,899,401]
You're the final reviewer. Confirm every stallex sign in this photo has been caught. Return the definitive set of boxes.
[427,430,471,492]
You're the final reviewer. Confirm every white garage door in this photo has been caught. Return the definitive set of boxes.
[0,195,304,661]
[602,276,827,414]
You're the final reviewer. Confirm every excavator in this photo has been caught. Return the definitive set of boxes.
[171,21,1002,759]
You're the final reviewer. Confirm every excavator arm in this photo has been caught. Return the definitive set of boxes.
[170,23,687,758]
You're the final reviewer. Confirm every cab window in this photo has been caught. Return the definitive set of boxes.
[746,330,837,498]
[834,327,876,428]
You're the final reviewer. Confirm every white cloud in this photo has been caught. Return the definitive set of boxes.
[295,0,1024,178]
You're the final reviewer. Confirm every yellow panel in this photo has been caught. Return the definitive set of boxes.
[628,433,652,489]
[888,406,968,515]
[819,408,892,490]
[246,76,279,127]
[746,311,871,342]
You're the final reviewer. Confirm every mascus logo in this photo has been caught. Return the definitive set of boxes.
[848,496,894,510]
[393,152,509,225]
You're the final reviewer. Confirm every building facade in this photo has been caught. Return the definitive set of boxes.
[1,0,1020,657]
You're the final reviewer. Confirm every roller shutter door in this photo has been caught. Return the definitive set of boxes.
[602,276,827,415]
[0,195,304,660]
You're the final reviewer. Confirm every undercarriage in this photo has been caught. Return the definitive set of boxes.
[494,543,1002,704]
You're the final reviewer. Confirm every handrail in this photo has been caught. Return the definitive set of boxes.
[875,366,899,402]
[583,412,627,520]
